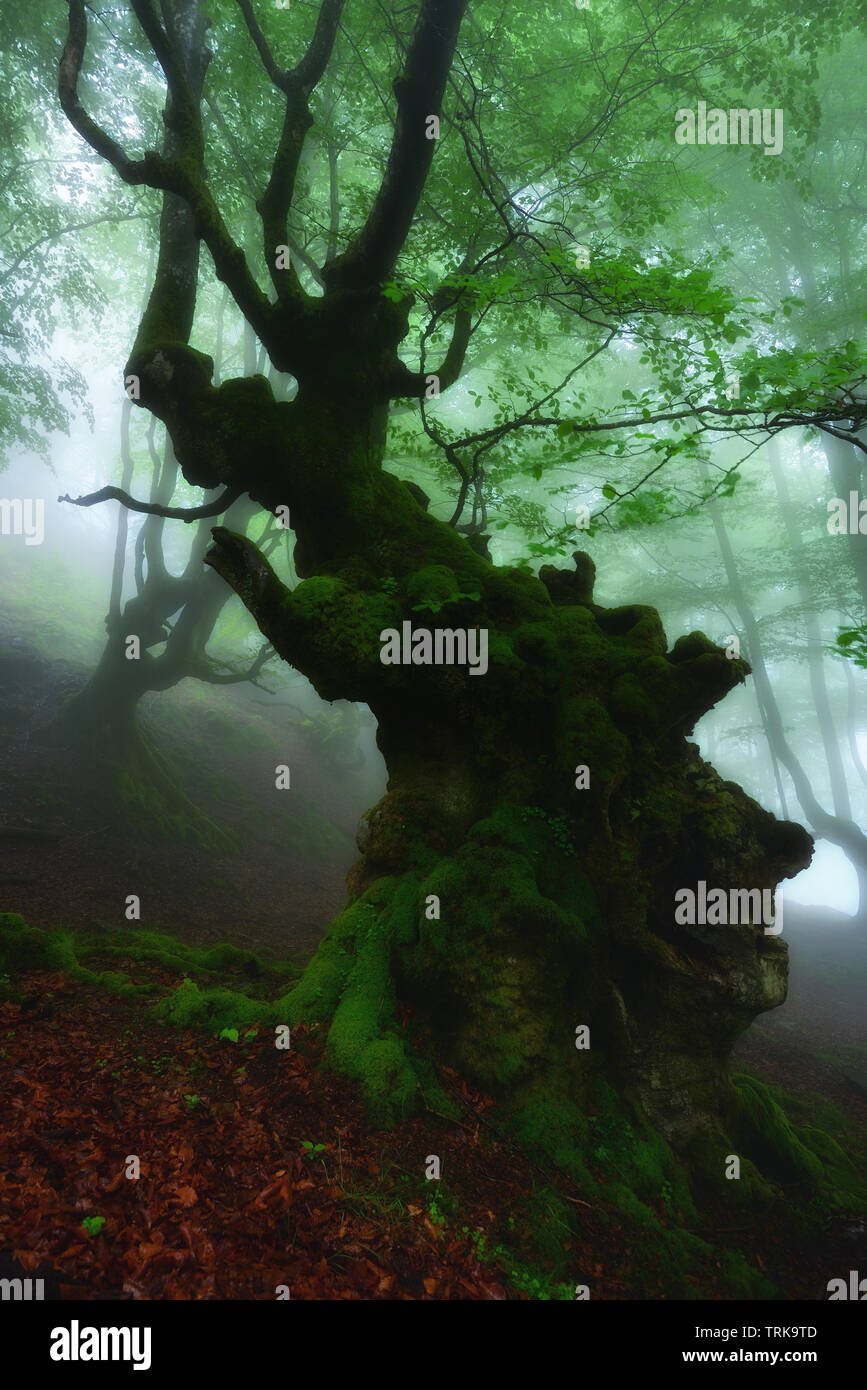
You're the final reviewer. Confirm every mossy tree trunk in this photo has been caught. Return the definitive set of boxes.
[201,397,810,1148]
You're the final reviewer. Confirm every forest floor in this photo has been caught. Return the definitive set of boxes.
[0,947,863,1302]
[0,950,636,1300]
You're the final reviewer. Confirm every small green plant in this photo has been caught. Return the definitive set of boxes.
[218,1027,239,1043]
[183,1093,201,1109]
[301,1140,326,1157]
[81,1215,106,1237]
[428,1194,446,1228]
[471,1228,489,1259]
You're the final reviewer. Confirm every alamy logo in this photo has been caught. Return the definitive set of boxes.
[827,1270,867,1300]
[0,1277,44,1300]
[49,1320,152,1371]
[0,497,44,546]
[675,102,784,156]
[827,493,867,535]
[674,882,782,935]
[379,622,489,675]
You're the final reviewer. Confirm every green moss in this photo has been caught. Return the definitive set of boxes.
[556,696,628,796]
[503,1088,762,1298]
[280,881,422,1124]
[502,1085,782,1296]
[610,672,658,726]
[77,927,293,981]
[356,1037,417,1123]
[0,915,297,1030]
[799,1126,852,1169]
[0,914,95,981]
[279,899,372,1023]
[151,977,272,1032]
[508,1094,594,1190]
[405,564,460,608]
[287,576,398,697]
[732,1073,824,1181]
[327,908,395,1070]
[686,1124,775,1207]
[719,1249,780,1299]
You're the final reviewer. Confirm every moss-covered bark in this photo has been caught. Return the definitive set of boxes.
[209,489,810,1156]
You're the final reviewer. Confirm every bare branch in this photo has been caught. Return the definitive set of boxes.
[439,394,867,457]
[249,0,346,300]
[389,300,474,398]
[60,1,275,348]
[59,484,241,521]
[329,0,469,289]
[130,0,193,112]
[294,0,346,94]
[59,0,163,184]
[197,643,276,685]
[235,0,290,91]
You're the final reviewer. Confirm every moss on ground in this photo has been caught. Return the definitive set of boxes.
[0,913,298,1028]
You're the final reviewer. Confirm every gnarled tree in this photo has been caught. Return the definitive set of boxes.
[57,0,867,1169]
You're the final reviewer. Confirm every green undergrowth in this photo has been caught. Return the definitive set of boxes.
[0,914,300,1023]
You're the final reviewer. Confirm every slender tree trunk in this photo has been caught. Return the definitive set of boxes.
[766,436,851,819]
[823,432,867,617]
[843,655,867,792]
[706,475,867,919]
